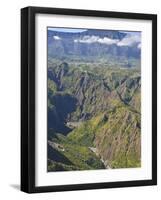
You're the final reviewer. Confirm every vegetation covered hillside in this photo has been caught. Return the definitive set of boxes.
[47,61,141,171]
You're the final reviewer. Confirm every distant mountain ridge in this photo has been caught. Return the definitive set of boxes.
[48,29,126,39]
[48,29,141,66]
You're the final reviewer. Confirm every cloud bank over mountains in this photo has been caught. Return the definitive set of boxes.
[52,31,141,48]
[48,28,141,67]
[117,32,141,47]
[74,35,119,45]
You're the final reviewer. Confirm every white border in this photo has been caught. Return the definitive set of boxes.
[35,14,152,186]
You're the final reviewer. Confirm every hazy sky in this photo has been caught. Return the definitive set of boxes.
[48,27,87,33]
[48,27,141,35]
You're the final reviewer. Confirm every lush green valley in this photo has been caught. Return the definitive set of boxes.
[47,61,141,171]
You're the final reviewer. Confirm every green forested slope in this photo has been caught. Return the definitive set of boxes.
[47,61,141,171]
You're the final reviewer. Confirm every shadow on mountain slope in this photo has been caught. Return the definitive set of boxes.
[48,93,78,135]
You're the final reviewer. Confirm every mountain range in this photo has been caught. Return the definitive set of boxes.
[47,28,141,171]
[48,29,141,68]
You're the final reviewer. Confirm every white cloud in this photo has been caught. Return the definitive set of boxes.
[53,35,61,40]
[74,35,118,45]
[137,43,141,49]
[74,33,141,48]
[117,34,141,47]
[74,36,99,43]
[98,37,119,45]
